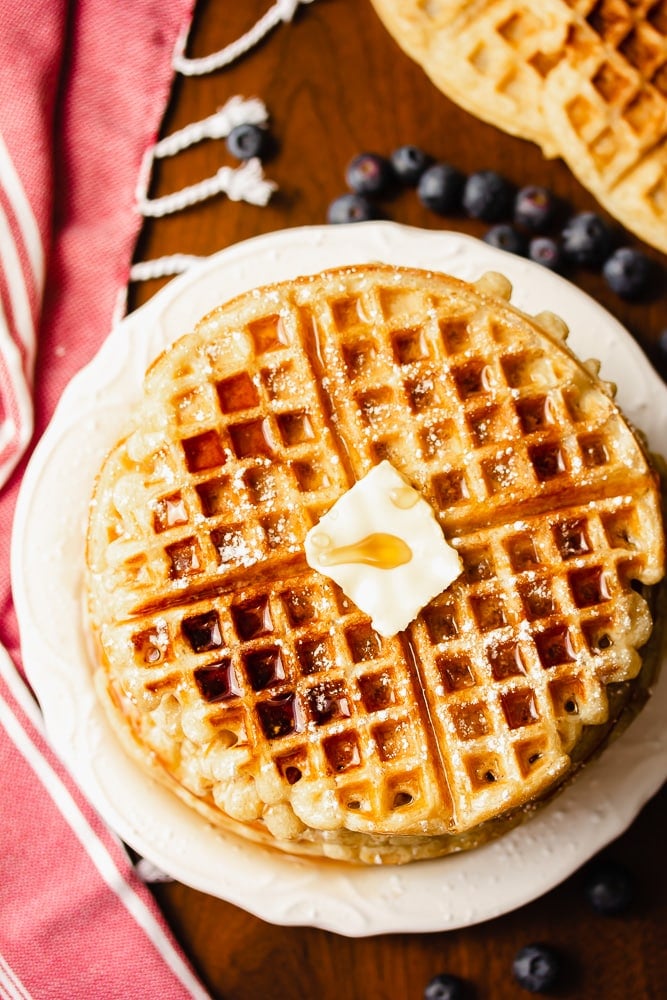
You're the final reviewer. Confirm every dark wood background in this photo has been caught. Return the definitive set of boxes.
[133,2,667,997]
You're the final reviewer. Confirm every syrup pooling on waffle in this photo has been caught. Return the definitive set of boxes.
[411,502,655,829]
[105,569,451,838]
[304,270,658,535]
[285,266,662,831]
[87,264,664,862]
[94,301,350,620]
[89,275,456,838]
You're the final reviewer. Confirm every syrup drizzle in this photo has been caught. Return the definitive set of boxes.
[388,485,420,509]
[310,531,412,570]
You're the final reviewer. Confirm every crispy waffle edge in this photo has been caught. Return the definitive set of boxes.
[85,262,667,865]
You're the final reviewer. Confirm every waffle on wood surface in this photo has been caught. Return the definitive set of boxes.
[369,0,667,254]
[86,264,664,864]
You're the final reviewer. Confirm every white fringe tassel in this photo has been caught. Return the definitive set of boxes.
[134,858,174,884]
[152,96,269,160]
[129,254,207,282]
[137,158,277,218]
[173,0,318,76]
[130,2,322,288]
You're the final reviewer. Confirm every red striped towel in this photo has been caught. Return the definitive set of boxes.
[0,2,209,995]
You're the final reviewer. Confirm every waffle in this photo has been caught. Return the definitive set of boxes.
[542,1,667,256]
[368,0,566,154]
[369,0,667,254]
[86,263,665,864]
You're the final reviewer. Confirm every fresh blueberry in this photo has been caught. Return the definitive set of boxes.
[483,223,527,255]
[327,193,377,224]
[514,185,557,231]
[602,246,655,299]
[657,328,667,363]
[423,972,467,1000]
[561,212,613,268]
[462,170,514,222]
[512,943,560,993]
[417,162,465,214]
[528,236,564,272]
[226,123,267,160]
[654,328,667,377]
[584,858,634,915]
[391,144,432,185]
[345,152,395,196]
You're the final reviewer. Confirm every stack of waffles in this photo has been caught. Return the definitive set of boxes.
[369,0,667,254]
[86,264,665,864]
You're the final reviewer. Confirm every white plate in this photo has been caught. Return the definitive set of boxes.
[11,223,667,936]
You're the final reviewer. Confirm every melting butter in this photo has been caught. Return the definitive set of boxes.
[312,531,412,569]
[304,460,462,637]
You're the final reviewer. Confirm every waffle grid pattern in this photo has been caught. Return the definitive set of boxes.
[101,305,351,619]
[301,273,649,533]
[370,0,667,251]
[113,570,450,834]
[546,0,667,239]
[410,501,653,826]
[558,1,667,161]
[88,266,664,850]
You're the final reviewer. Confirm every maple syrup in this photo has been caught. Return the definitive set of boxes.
[310,531,412,570]
[388,485,420,510]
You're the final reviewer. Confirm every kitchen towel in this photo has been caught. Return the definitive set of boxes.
[0,2,209,996]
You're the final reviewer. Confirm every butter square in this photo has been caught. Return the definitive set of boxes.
[304,461,462,637]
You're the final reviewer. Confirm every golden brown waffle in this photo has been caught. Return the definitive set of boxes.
[542,0,667,255]
[369,0,667,254]
[86,264,664,864]
[368,0,566,154]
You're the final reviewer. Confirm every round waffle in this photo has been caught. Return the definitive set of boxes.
[86,264,665,864]
[370,0,667,254]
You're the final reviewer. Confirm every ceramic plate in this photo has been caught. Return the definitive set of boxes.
[12,223,667,936]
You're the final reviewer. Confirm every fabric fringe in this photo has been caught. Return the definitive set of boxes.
[132,1,321,286]
[173,0,317,76]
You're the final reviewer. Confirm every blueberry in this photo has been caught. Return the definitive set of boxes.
[584,858,634,915]
[423,972,467,1000]
[327,193,377,224]
[226,123,267,161]
[483,223,527,255]
[657,328,667,363]
[417,162,465,214]
[561,212,613,268]
[512,943,560,993]
[391,144,431,185]
[602,246,655,299]
[514,185,557,231]
[345,152,395,196]
[462,170,515,222]
[655,328,667,377]
[528,236,564,272]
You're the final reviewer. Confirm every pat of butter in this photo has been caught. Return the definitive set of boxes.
[304,460,462,637]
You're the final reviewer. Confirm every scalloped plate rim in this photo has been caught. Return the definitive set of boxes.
[11,222,667,936]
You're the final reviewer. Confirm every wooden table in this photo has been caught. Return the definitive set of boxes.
[133,2,667,997]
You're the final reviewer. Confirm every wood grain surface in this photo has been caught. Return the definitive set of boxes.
[132,2,667,997]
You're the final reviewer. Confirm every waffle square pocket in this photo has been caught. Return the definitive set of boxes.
[86,263,665,865]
